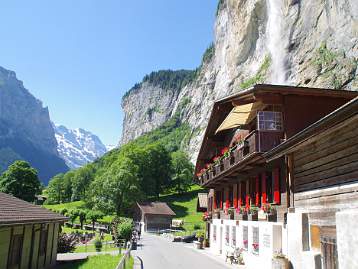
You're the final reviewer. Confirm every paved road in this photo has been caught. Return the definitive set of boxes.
[131,233,233,269]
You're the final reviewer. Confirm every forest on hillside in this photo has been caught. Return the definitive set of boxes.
[46,113,195,217]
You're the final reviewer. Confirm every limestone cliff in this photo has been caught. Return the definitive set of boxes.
[121,0,358,162]
[0,66,68,183]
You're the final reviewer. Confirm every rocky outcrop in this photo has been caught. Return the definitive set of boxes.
[54,125,108,169]
[121,0,358,162]
[0,66,68,183]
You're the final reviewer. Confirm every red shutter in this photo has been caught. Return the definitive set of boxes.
[225,188,229,209]
[238,183,242,207]
[233,184,238,209]
[262,173,267,206]
[255,176,260,206]
[273,168,280,204]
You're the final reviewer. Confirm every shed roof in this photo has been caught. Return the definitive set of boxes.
[197,193,208,209]
[0,192,68,226]
[137,202,176,216]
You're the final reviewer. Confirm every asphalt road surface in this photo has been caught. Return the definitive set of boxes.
[132,233,232,269]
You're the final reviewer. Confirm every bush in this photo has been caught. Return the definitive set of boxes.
[94,239,103,252]
[193,224,201,230]
[60,208,68,215]
[57,233,77,253]
[117,220,133,241]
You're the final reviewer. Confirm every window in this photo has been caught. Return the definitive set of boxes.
[225,225,230,245]
[213,225,217,242]
[243,226,248,250]
[39,229,48,256]
[252,227,259,255]
[8,234,23,268]
[257,111,282,131]
[232,226,236,246]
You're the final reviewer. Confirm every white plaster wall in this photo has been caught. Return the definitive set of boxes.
[209,219,285,269]
[337,210,358,269]
[287,212,321,269]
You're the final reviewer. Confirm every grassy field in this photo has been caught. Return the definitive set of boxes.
[156,185,206,233]
[45,185,206,235]
[43,201,115,224]
[56,255,122,269]
[74,243,119,253]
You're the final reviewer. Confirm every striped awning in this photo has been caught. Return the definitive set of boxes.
[216,102,261,133]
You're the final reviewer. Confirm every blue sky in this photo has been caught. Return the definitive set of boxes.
[0,1,217,145]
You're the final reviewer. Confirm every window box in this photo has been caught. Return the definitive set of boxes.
[227,208,235,220]
[248,213,258,221]
[213,209,220,219]
[223,157,231,170]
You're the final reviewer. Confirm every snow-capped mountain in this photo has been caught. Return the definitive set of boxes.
[54,124,108,169]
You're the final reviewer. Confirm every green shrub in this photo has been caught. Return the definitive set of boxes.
[193,224,202,230]
[117,220,133,241]
[94,239,103,252]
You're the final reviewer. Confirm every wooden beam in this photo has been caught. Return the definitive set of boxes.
[254,93,284,105]
[287,154,294,208]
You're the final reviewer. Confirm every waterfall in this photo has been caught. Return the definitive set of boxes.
[266,0,288,84]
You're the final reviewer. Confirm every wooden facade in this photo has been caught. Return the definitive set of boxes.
[196,85,357,223]
[265,97,358,268]
[0,193,68,269]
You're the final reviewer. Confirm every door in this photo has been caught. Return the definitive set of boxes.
[320,226,338,269]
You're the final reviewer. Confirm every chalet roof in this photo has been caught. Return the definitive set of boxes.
[0,192,68,226]
[137,202,176,216]
[197,193,208,209]
[264,96,358,161]
[195,84,358,173]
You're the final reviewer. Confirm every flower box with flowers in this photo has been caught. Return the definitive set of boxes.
[252,243,259,255]
[202,212,211,222]
[258,204,277,222]
[227,207,235,220]
[235,207,248,220]
[243,239,248,250]
[248,207,259,221]
[213,209,221,219]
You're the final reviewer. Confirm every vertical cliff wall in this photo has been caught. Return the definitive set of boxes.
[121,0,358,162]
[0,66,68,183]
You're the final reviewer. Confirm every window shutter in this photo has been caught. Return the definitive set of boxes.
[273,168,280,204]
[233,184,238,209]
[262,173,267,205]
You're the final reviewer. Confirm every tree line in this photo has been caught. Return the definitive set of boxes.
[47,116,194,216]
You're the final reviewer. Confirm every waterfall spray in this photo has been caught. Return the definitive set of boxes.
[266,0,288,84]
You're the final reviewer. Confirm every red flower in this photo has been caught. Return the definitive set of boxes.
[213,156,220,162]
[221,147,229,155]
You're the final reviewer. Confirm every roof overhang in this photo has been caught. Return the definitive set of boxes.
[264,96,358,162]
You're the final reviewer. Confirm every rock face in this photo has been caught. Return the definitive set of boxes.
[54,125,108,169]
[0,66,68,184]
[121,0,358,162]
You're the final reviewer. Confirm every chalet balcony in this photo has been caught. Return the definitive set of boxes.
[198,130,283,186]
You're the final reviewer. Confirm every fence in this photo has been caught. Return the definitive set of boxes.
[116,242,132,269]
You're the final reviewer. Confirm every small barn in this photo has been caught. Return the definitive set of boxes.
[0,192,68,269]
[196,193,208,212]
[134,202,176,233]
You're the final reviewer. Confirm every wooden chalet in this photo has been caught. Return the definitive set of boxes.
[195,84,358,269]
[264,96,358,269]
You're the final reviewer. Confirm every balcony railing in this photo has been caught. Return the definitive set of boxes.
[198,130,283,185]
